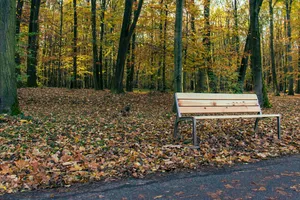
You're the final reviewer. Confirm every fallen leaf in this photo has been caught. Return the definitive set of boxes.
[175,191,184,196]
[224,184,234,189]
[258,187,266,191]
[240,156,251,162]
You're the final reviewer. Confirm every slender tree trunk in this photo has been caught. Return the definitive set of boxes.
[157,0,164,91]
[234,0,239,67]
[174,0,183,93]
[150,16,155,90]
[125,43,131,91]
[15,0,24,87]
[296,39,300,93]
[0,0,20,114]
[71,0,78,88]
[98,0,106,90]
[126,33,135,92]
[91,0,100,90]
[237,30,250,93]
[162,3,168,91]
[190,0,204,92]
[269,0,280,96]
[183,8,189,92]
[204,0,216,92]
[111,0,143,93]
[27,0,41,87]
[57,0,63,87]
[286,0,294,95]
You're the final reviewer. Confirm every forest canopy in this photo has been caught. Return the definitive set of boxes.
[14,0,300,94]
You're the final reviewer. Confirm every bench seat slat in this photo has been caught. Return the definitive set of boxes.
[178,100,259,107]
[176,93,258,100]
[194,114,280,120]
[179,106,261,113]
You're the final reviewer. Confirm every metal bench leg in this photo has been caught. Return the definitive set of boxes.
[254,118,259,132]
[192,117,197,146]
[174,117,179,139]
[277,116,281,139]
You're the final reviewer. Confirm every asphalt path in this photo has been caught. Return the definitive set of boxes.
[2,154,300,200]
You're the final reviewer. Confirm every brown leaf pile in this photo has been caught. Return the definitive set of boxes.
[0,88,299,194]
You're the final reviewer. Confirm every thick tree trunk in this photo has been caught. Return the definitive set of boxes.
[91,0,100,90]
[0,0,19,114]
[58,0,63,87]
[15,0,24,87]
[174,0,183,93]
[249,0,270,107]
[111,0,143,93]
[71,0,78,89]
[27,0,41,87]
[286,0,294,95]
[269,0,280,96]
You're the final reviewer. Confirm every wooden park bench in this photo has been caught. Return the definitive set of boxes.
[174,93,281,146]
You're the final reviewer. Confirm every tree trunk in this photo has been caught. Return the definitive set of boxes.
[111,0,143,93]
[162,3,168,91]
[191,0,204,93]
[58,0,63,87]
[0,0,20,114]
[98,0,106,90]
[183,7,189,92]
[27,0,41,87]
[71,0,78,89]
[296,38,300,93]
[15,0,24,87]
[237,30,250,93]
[204,0,216,92]
[149,16,155,90]
[174,0,184,93]
[269,0,280,96]
[126,33,135,92]
[125,43,131,91]
[157,0,164,91]
[249,0,270,107]
[234,0,239,67]
[91,0,100,90]
[286,0,294,95]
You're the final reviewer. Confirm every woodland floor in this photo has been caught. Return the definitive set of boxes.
[0,88,299,194]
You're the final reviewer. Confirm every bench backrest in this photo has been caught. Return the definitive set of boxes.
[175,93,262,117]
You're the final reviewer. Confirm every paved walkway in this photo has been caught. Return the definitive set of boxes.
[2,155,300,200]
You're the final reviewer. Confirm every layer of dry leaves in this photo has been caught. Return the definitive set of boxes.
[0,88,299,194]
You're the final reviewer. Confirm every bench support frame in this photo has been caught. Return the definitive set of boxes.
[174,116,198,146]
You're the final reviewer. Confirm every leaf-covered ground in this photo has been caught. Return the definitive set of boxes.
[0,88,299,194]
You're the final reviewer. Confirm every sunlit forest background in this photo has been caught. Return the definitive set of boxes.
[16,0,300,93]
